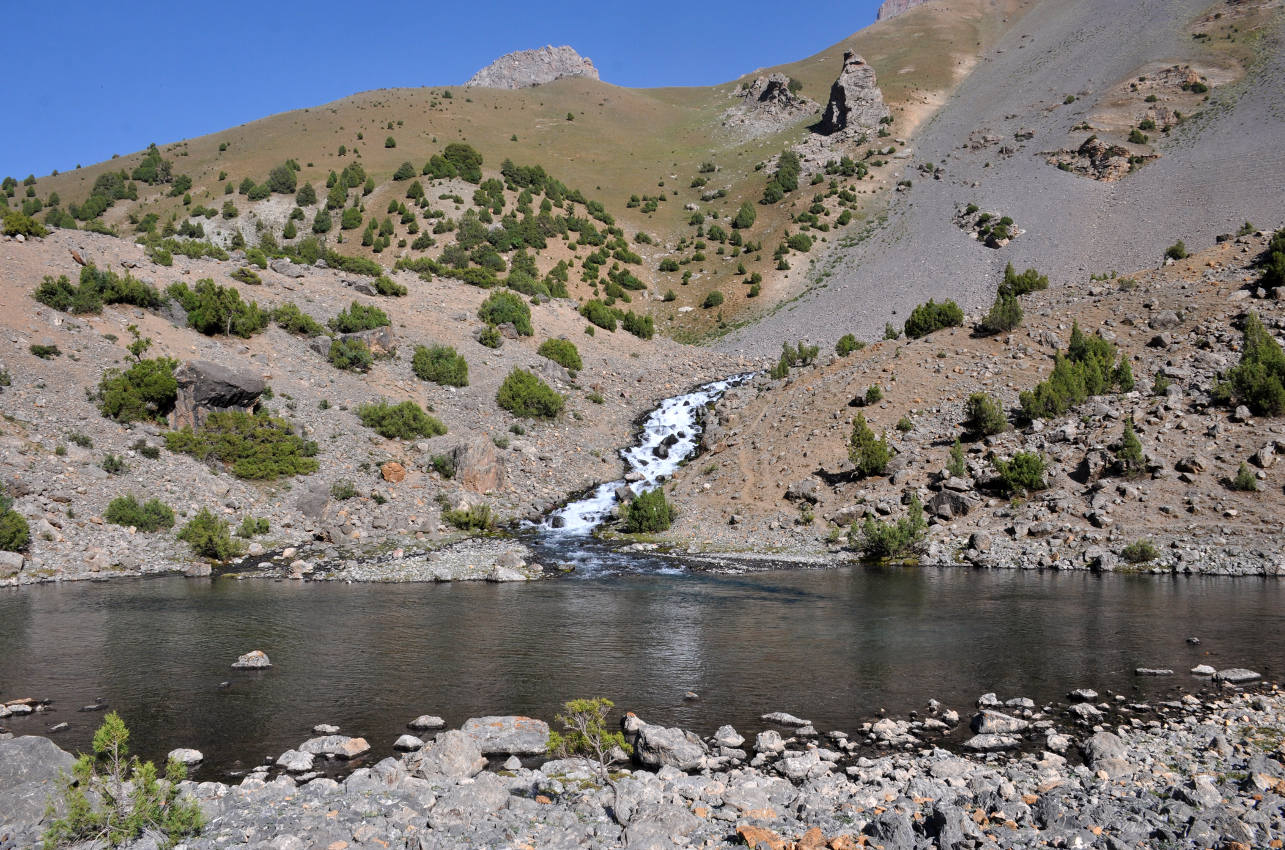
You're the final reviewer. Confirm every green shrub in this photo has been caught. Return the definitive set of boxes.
[622,311,654,340]
[104,495,174,532]
[1019,322,1130,419]
[865,384,883,405]
[412,344,469,386]
[1259,227,1285,290]
[30,344,60,359]
[1212,312,1285,415]
[430,453,457,478]
[374,275,407,296]
[904,298,963,339]
[947,438,967,478]
[41,712,204,849]
[327,337,373,372]
[998,263,1049,296]
[547,697,632,768]
[34,265,164,315]
[0,494,29,552]
[178,508,243,560]
[732,202,757,229]
[236,516,270,538]
[229,267,261,285]
[477,324,503,348]
[329,300,390,333]
[101,453,127,474]
[848,413,891,478]
[98,357,178,423]
[167,280,269,337]
[355,400,446,439]
[835,334,862,356]
[497,368,564,418]
[1115,420,1145,477]
[3,209,49,237]
[164,410,319,479]
[883,323,899,341]
[1121,539,1158,564]
[1128,128,1149,144]
[477,291,532,336]
[580,299,616,331]
[330,480,357,500]
[538,338,582,371]
[621,487,676,533]
[443,503,494,531]
[1230,462,1258,492]
[702,291,724,309]
[993,451,1047,495]
[271,303,326,337]
[850,494,925,560]
[964,392,1007,436]
[1165,240,1188,260]
[896,415,914,433]
[977,291,1022,335]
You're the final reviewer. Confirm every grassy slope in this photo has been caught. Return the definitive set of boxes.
[27,0,1026,341]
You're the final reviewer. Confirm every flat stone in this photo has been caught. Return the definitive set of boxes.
[298,735,370,759]
[1214,668,1261,684]
[971,710,1029,735]
[1068,688,1098,701]
[962,734,1020,751]
[393,734,424,752]
[276,749,315,772]
[760,711,811,727]
[1190,665,1217,676]
[1135,668,1174,676]
[312,724,340,735]
[408,715,446,731]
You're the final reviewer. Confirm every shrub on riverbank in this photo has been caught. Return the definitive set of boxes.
[963,392,1007,437]
[850,494,926,560]
[993,451,1047,495]
[621,487,677,533]
[1019,322,1131,420]
[443,504,494,531]
[165,411,319,479]
[178,508,243,560]
[356,400,446,440]
[848,413,891,478]
[1212,311,1285,415]
[0,494,29,552]
[42,712,205,849]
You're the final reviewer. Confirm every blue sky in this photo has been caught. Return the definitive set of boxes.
[4,0,882,180]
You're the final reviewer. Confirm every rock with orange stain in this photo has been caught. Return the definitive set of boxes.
[381,461,406,483]
[736,825,785,850]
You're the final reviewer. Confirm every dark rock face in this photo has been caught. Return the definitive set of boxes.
[818,51,890,136]
[465,46,598,89]
[170,361,266,429]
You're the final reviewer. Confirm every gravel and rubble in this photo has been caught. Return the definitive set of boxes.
[3,684,1282,849]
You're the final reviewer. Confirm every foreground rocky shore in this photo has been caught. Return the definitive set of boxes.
[4,680,1282,849]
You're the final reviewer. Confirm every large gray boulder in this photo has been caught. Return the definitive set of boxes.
[632,723,708,772]
[450,438,506,494]
[0,736,76,831]
[171,361,265,429]
[818,51,890,136]
[460,715,550,755]
[408,730,487,779]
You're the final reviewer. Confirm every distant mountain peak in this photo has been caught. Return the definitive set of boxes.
[465,45,599,89]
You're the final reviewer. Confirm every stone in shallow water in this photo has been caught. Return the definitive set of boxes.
[963,734,1020,751]
[1068,688,1098,701]
[1135,667,1174,676]
[760,711,811,727]
[167,748,203,766]
[231,650,271,669]
[713,725,745,748]
[1191,665,1217,676]
[393,734,424,752]
[276,749,314,772]
[971,710,1029,735]
[1214,668,1261,684]
[312,724,340,735]
[298,735,370,759]
[408,714,446,731]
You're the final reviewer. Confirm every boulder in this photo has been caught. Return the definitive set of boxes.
[449,438,506,493]
[269,258,306,278]
[171,361,266,429]
[460,715,550,755]
[633,723,708,771]
[785,478,821,504]
[754,730,786,755]
[1214,668,1261,684]
[231,650,271,669]
[393,734,425,752]
[929,489,975,519]
[962,734,1020,751]
[761,711,811,727]
[409,729,487,779]
[296,480,331,520]
[0,550,23,577]
[381,461,406,483]
[275,749,315,772]
[408,714,447,731]
[970,710,1028,735]
[0,736,77,827]
[713,725,745,748]
[1082,730,1133,777]
[466,45,599,90]
[818,51,890,136]
[167,748,203,766]
[341,326,395,357]
[299,735,370,759]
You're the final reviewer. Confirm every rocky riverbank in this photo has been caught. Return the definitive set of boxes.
[3,679,1283,849]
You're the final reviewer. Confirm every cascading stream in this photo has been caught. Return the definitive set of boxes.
[541,374,752,539]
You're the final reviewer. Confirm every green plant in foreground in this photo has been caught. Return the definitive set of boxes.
[327,337,374,372]
[164,410,318,480]
[621,487,676,533]
[42,711,204,849]
[0,494,30,552]
[1213,311,1285,415]
[178,509,243,560]
[1116,420,1145,478]
[236,516,270,538]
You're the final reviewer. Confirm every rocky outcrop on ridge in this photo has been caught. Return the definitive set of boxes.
[818,51,891,137]
[465,45,599,89]
[722,74,819,141]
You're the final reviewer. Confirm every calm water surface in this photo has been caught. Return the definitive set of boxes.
[1,563,1281,777]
